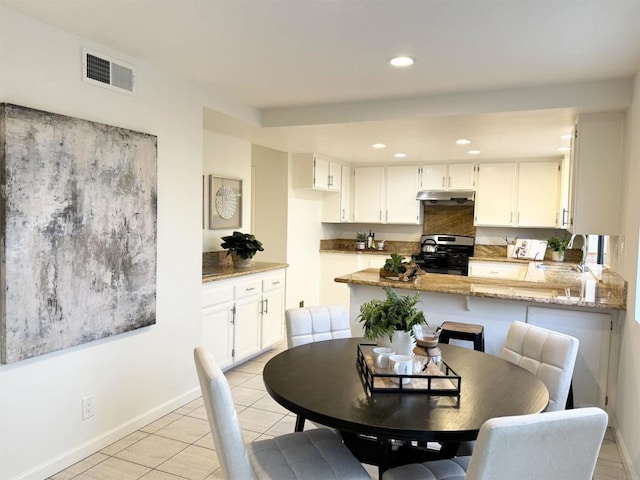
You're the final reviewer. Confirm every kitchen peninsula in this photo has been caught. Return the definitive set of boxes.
[335,261,626,413]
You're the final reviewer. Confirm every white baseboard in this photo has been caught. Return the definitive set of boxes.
[612,421,638,479]
[11,387,202,480]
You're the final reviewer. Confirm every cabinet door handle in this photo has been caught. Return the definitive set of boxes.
[448,176,451,188]
[245,287,255,292]
[272,280,280,286]
[442,176,446,188]
[264,298,269,314]
[510,212,513,223]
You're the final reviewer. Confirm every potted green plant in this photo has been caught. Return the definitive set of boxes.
[221,231,264,267]
[357,287,427,355]
[547,236,569,262]
[355,232,367,250]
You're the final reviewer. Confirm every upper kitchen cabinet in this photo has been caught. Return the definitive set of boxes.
[352,165,421,224]
[567,112,624,235]
[353,166,385,223]
[292,152,343,191]
[517,161,560,227]
[474,162,518,226]
[475,160,560,228]
[385,165,421,224]
[322,164,352,222]
[420,163,476,190]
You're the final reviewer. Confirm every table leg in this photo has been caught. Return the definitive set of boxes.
[294,414,306,432]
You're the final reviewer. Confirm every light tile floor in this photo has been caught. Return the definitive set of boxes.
[50,343,629,480]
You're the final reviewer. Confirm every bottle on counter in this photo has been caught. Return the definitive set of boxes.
[367,231,374,249]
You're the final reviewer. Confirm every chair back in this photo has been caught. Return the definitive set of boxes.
[193,346,257,480]
[465,407,607,480]
[501,321,578,411]
[285,304,352,348]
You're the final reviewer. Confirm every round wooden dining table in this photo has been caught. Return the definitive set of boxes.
[262,338,549,472]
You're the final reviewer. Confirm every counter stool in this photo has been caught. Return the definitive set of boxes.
[439,321,485,352]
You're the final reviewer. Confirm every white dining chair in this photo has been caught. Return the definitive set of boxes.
[285,304,352,348]
[285,304,352,431]
[501,320,579,412]
[382,407,607,480]
[193,346,370,480]
[454,320,580,457]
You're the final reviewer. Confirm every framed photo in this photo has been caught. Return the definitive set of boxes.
[209,175,242,229]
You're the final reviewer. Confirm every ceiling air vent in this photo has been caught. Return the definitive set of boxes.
[82,48,135,95]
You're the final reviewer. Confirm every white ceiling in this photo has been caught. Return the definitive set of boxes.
[4,0,640,163]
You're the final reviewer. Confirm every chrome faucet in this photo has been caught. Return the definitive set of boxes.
[567,233,588,272]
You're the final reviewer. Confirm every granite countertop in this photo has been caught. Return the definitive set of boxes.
[334,262,627,311]
[202,261,288,283]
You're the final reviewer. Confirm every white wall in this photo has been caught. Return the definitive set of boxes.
[611,71,640,477]
[286,157,324,309]
[202,131,252,252]
[0,7,258,479]
[252,145,288,263]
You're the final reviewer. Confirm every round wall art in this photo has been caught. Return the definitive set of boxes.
[208,176,242,229]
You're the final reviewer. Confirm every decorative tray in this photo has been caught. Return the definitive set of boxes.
[357,343,461,395]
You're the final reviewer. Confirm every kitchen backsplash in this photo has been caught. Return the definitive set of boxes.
[422,204,475,236]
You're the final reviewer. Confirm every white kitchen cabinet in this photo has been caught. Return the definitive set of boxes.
[527,306,612,409]
[516,161,560,227]
[385,165,421,224]
[420,163,475,190]
[292,152,343,191]
[234,292,262,360]
[261,273,285,348]
[322,163,352,222]
[474,163,517,226]
[420,164,448,190]
[568,112,624,234]
[353,166,385,223]
[468,260,528,280]
[202,284,234,369]
[475,161,559,228]
[558,153,572,229]
[202,268,286,368]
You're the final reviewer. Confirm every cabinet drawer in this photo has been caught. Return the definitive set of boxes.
[469,261,528,280]
[202,284,234,308]
[263,272,285,292]
[235,279,263,298]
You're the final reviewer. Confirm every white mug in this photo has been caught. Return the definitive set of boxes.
[390,354,413,384]
[373,347,395,369]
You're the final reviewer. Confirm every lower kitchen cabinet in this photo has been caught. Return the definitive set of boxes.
[468,260,528,280]
[202,268,285,369]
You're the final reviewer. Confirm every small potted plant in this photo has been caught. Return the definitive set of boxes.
[547,236,569,262]
[355,232,367,250]
[221,231,264,267]
[357,287,427,355]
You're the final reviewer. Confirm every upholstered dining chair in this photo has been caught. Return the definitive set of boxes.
[453,320,580,457]
[193,346,370,480]
[501,320,579,412]
[285,304,352,431]
[285,304,352,348]
[382,407,608,480]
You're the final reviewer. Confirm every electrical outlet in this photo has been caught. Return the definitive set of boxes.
[82,394,95,419]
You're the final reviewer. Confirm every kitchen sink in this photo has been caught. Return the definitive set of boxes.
[535,264,584,273]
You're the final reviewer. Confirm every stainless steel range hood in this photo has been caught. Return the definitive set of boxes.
[416,190,475,204]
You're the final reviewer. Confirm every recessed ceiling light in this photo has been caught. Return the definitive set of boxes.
[456,139,472,145]
[560,134,572,140]
[556,146,571,152]
[394,153,407,158]
[388,56,415,67]
[468,150,481,155]
[372,143,386,149]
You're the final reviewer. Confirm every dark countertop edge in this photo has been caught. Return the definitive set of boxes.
[202,262,288,283]
[334,269,626,311]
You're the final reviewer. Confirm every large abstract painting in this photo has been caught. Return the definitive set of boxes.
[0,104,157,363]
